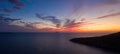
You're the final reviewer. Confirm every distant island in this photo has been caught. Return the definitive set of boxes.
[70,32,120,52]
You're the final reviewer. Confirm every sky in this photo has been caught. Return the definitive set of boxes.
[0,0,120,33]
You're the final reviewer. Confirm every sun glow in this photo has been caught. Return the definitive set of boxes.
[79,24,120,32]
[33,14,120,33]
[34,22,120,33]
[75,15,120,32]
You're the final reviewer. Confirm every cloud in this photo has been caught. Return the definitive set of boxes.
[0,0,31,32]
[0,14,10,16]
[63,19,76,27]
[0,0,27,32]
[97,12,120,19]
[0,0,25,13]
[8,0,25,6]
[36,13,62,27]
[89,0,120,10]
[0,23,40,32]
[0,13,88,32]
[36,13,88,29]
[13,6,21,10]
[62,17,87,27]
[0,15,42,32]
[104,0,120,5]
[18,21,42,29]
[3,18,21,22]
[37,28,56,32]
[96,0,120,5]
[0,15,21,25]
[92,0,120,5]
[2,8,13,13]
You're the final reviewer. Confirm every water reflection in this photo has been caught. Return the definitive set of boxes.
[0,33,116,54]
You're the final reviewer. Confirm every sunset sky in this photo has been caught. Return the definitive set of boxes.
[0,0,120,32]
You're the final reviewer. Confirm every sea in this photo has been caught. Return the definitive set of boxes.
[0,32,118,54]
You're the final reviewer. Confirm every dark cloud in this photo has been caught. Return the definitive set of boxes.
[8,0,25,6]
[0,15,21,25]
[18,21,33,28]
[97,12,120,19]
[0,0,28,32]
[0,14,10,16]
[0,23,40,32]
[18,21,42,29]
[0,15,41,32]
[3,18,21,22]
[63,19,76,27]
[2,8,13,13]
[0,0,26,32]
[80,18,86,21]
[0,13,88,32]
[62,18,87,28]
[36,13,61,27]
[13,6,21,10]
[0,0,25,13]
[63,17,87,27]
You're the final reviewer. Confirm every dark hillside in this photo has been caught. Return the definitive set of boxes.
[70,32,120,52]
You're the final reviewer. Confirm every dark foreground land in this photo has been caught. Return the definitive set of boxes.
[70,32,120,53]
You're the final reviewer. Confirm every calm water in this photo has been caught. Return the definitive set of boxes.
[0,33,117,54]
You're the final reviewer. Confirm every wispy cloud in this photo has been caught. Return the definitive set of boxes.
[0,15,89,32]
[0,14,43,32]
[36,13,62,27]
[18,21,42,29]
[104,0,120,5]
[35,13,89,30]
[97,12,120,19]
[2,8,13,13]
[63,19,76,27]
[13,6,21,10]
[92,0,120,6]
[0,14,21,25]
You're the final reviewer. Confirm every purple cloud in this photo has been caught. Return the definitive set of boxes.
[13,6,21,10]
[63,19,76,27]
[8,0,25,6]
[104,0,120,5]
[2,8,13,13]
[0,0,26,13]
[36,13,62,27]
[0,14,42,32]
[36,13,88,28]
[97,12,120,19]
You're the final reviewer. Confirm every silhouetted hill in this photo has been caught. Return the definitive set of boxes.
[70,32,120,52]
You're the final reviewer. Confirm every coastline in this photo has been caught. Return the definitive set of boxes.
[70,32,120,52]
